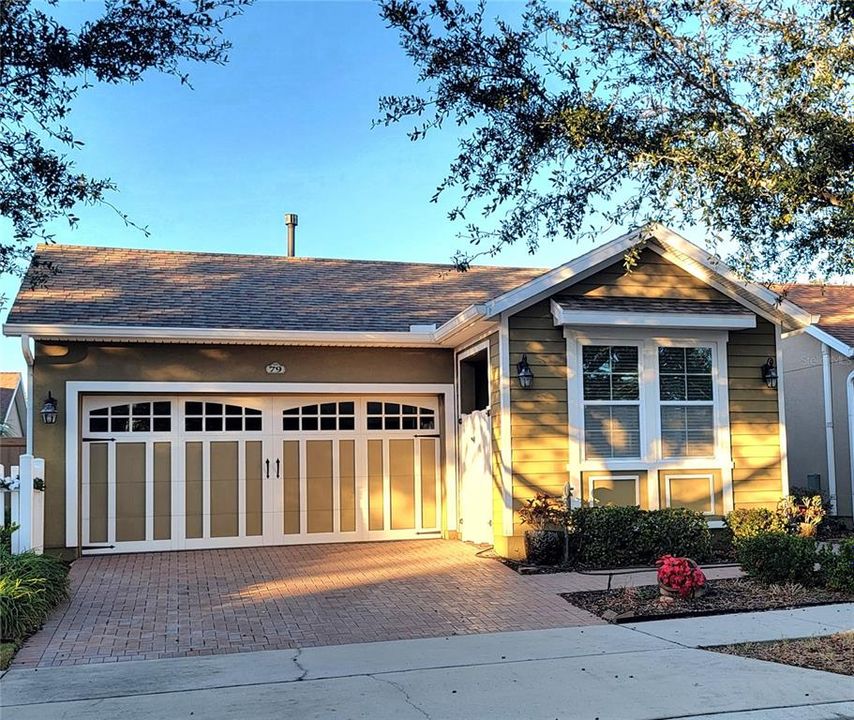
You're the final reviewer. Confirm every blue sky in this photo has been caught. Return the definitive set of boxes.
[0,0,633,382]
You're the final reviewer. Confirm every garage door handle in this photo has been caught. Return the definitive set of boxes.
[275,459,280,478]
[413,433,440,438]
[265,459,270,479]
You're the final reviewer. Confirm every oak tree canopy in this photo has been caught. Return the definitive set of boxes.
[378,0,854,278]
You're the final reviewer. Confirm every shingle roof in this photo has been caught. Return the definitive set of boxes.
[0,372,21,423]
[553,296,747,314]
[5,244,548,333]
[775,283,854,349]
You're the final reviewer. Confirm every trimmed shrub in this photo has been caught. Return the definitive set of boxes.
[0,549,69,642]
[735,533,819,586]
[821,539,854,593]
[725,507,784,539]
[570,506,646,567]
[641,508,713,563]
[569,506,711,568]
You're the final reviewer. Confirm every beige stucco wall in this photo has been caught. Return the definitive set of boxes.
[34,341,454,550]
[782,332,854,518]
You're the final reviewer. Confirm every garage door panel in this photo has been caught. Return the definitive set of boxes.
[389,440,415,530]
[282,440,301,535]
[88,443,109,544]
[420,439,437,529]
[210,441,239,538]
[185,442,204,540]
[339,440,356,533]
[245,441,263,537]
[153,442,171,541]
[116,443,146,542]
[306,440,334,534]
[367,439,384,531]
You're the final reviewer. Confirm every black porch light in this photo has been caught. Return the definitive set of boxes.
[761,358,778,390]
[516,354,534,390]
[40,392,59,424]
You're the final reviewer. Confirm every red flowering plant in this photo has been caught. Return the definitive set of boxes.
[656,555,707,599]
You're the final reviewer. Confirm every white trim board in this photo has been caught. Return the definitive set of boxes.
[550,301,756,330]
[64,381,456,550]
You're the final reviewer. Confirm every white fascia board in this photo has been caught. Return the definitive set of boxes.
[2,323,439,348]
[648,224,817,328]
[804,325,854,358]
[433,304,488,343]
[482,228,645,319]
[550,300,757,330]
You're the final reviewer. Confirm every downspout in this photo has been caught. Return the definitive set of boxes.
[21,334,34,454]
[821,343,837,513]
[848,370,854,519]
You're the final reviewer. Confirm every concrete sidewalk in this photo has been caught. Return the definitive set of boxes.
[3,605,852,720]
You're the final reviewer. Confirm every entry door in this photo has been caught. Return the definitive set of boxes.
[273,397,442,542]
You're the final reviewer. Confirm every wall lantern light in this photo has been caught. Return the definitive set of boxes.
[761,358,778,390]
[40,392,59,424]
[516,354,534,390]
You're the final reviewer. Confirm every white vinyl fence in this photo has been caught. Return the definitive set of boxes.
[1,454,45,554]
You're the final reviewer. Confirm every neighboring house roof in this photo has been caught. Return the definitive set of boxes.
[776,283,854,357]
[5,244,546,333]
[2,225,819,347]
[1,372,22,425]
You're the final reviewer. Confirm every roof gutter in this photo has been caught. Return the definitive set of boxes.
[21,334,34,455]
[2,323,440,348]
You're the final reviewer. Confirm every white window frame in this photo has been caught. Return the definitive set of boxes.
[565,328,734,512]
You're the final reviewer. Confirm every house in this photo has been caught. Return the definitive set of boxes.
[1,372,26,437]
[777,284,854,520]
[2,224,817,559]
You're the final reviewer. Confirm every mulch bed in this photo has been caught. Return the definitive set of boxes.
[709,632,854,676]
[562,578,854,623]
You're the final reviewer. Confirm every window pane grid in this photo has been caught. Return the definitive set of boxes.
[367,402,435,431]
[283,401,355,432]
[185,402,263,432]
[89,402,172,433]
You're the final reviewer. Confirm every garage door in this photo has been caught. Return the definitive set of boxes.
[81,395,442,553]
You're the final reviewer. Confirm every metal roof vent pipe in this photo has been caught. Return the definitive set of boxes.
[284,213,298,257]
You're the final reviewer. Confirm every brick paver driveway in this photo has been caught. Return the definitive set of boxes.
[15,540,603,668]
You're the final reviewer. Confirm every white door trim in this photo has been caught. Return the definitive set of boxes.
[65,381,455,549]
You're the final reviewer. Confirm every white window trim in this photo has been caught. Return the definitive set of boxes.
[663,472,716,516]
[565,328,734,512]
[588,473,641,507]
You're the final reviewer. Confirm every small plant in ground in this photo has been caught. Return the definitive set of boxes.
[656,555,707,598]
[518,494,568,530]
[820,539,854,593]
[725,507,785,539]
[736,533,819,586]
